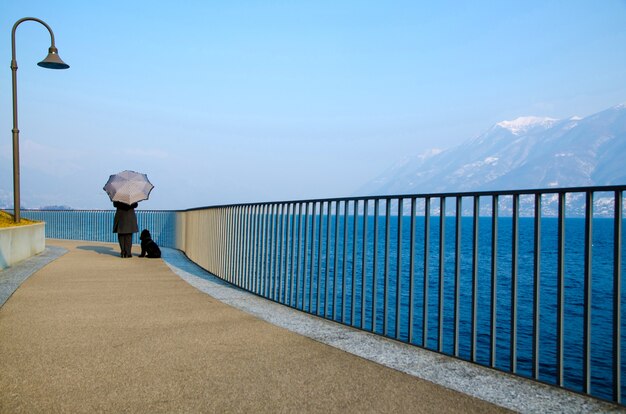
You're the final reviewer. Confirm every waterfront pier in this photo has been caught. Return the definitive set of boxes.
[1,239,620,412]
[0,240,510,413]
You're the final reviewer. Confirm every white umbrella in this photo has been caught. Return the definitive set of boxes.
[103,170,154,205]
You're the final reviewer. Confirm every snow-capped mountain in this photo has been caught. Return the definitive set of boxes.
[359,104,626,196]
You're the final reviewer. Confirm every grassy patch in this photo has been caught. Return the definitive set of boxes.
[0,211,38,228]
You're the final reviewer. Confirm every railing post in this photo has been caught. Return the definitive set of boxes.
[490,195,498,368]
[533,194,541,379]
[423,196,431,348]
[557,192,565,386]
[614,190,623,404]
[583,191,593,393]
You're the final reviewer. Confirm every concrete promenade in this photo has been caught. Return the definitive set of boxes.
[0,240,620,413]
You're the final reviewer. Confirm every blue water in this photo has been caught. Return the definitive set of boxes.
[259,215,625,401]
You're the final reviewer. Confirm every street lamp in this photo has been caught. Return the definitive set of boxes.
[11,17,69,222]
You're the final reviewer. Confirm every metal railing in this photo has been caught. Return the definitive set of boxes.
[179,185,625,404]
[18,185,626,404]
[19,209,177,247]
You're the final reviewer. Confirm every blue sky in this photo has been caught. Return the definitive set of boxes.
[1,1,625,210]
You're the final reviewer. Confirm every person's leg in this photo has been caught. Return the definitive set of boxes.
[117,234,126,257]
[124,234,133,257]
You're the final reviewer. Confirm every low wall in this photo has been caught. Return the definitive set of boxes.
[0,222,46,270]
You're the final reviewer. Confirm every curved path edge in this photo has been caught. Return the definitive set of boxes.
[0,246,68,308]
[161,247,622,414]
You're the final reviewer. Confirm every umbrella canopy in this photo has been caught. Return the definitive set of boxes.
[103,170,154,205]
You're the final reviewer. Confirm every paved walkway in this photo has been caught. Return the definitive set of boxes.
[0,240,620,413]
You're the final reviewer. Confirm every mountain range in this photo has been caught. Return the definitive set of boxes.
[359,103,626,198]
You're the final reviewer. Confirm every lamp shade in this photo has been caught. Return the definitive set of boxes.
[37,46,69,69]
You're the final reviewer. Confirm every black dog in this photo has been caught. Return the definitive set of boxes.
[139,229,161,258]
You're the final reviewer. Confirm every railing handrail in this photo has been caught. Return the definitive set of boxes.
[182,184,626,211]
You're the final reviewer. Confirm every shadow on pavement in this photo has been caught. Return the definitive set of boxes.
[76,245,121,257]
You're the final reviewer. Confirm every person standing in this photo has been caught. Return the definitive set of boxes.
[113,201,138,257]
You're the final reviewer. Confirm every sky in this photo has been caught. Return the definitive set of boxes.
[0,1,625,210]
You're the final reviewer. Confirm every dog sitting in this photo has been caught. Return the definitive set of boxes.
[139,229,162,258]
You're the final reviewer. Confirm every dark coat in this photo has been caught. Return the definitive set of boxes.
[113,202,138,234]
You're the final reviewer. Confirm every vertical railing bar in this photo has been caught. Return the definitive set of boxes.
[222,208,228,281]
[454,196,461,356]
[288,203,295,306]
[471,196,479,361]
[270,205,277,301]
[254,206,260,294]
[295,203,303,309]
[293,204,298,305]
[269,204,276,298]
[259,205,266,295]
[216,209,221,275]
[277,203,284,302]
[228,208,233,281]
[264,205,270,296]
[246,206,258,291]
[325,201,332,318]
[225,208,230,280]
[333,200,340,321]
[268,204,275,299]
[208,210,214,275]
[408,197,416,344]
[220,209,225,276]
[396,198,403,340]
[438,197,446,353]
[423,197,431,348]
[243,206,250,290]
[276,205,283,301]
[533,194,541,379]
[490,195,499,368]
[262,204,270,296]
[310,202,318,313]
[352,200,359,326]
[373,199,380,333]
[223,210,230,285]
[511,193,519,373]
[212,209,217,275]
[227,208,232,282]
[303,202,310,311]
[234,206,241,286]
[384,199,391,336]
[557,192,565,386]
[223,208,229,281]
[284,205,291,303]
[270,204,282,301]
[214,210,219,277]
[241,208,247,290]
[613,190,622,404]
[260,204,274,297]
[252,205,259,293]
[583,191,593,394]
[313,202,321,314]
[317,201,324,315]
[282,203,289,303]
[239,207,245,288]
[362,200,369,329]
[342,200,349,323]
[230,208,236,285]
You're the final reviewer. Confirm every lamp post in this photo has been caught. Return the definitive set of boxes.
[11,17,69,222]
